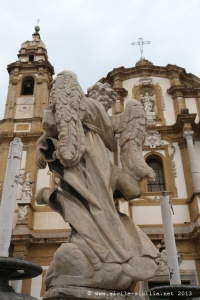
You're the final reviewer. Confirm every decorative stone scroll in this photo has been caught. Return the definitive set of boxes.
[144,130,163,149]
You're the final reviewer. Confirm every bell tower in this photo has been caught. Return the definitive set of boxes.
[0,27,56,293]
[3,25,54,126]
[0,26,55,224]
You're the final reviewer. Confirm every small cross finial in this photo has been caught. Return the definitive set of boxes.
[131,38,151,60]
[37,19,40,25]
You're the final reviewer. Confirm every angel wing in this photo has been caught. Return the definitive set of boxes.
[49,71,86,168]
[112,99,155,181]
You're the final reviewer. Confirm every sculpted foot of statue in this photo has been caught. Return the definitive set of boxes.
[36,71,159,297]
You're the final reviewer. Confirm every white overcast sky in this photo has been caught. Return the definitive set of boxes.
[0,0,200,119]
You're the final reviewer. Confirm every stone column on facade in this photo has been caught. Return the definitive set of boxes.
[183,130,200,193]
[0,138,42,298]
[160,191,181,285]
[0,137,23,257]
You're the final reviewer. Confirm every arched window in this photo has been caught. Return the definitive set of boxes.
[146,158,165,192]
[21,77,34,95]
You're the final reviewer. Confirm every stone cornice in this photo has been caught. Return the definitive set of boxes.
[100,63,200,95]
[0,131,44,141]
[100,64,169,84]
[167,85,200,97]
[173,113,197,133]
[0,116,43,122]
[11,228,70,245]
[112,87,128,98]
[11,222,199,244]
[165,63,186,74]
[143,113,197,138]
[7,60,55,75]
[141,221,200,241]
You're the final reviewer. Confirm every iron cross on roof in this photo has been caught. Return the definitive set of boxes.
[131,38,151,60]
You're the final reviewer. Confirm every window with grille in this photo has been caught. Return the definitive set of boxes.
[147,158,165,192]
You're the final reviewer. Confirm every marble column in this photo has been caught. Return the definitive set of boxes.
[0,137,23,257]
[160,191,181,285]
[183,130,200,193]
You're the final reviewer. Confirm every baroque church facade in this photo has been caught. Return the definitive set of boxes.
[0,28,200,299]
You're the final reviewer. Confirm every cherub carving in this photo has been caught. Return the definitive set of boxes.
[17,171,34,202]
[36,71,158,293]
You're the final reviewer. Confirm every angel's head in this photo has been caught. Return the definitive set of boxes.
[87,82,118,111]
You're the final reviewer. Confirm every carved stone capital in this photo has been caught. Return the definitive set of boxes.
[183,130,194,140]
[11,79,18,85]
[37,78,43,84]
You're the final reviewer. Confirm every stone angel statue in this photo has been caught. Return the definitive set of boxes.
[36,71,158,295]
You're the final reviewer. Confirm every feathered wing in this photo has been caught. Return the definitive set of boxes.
[117,100,155,181]
[50,71,86,168]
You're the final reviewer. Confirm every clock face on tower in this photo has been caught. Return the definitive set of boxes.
[15,97,34,119]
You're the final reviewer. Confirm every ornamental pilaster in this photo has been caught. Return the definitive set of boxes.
[183,130,200,193]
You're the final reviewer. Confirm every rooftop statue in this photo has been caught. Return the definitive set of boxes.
[36,71,158,293]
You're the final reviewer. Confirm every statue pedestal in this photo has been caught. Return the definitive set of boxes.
[43,286,143,300]
[0,291,37,300]
[148,284,200,299]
